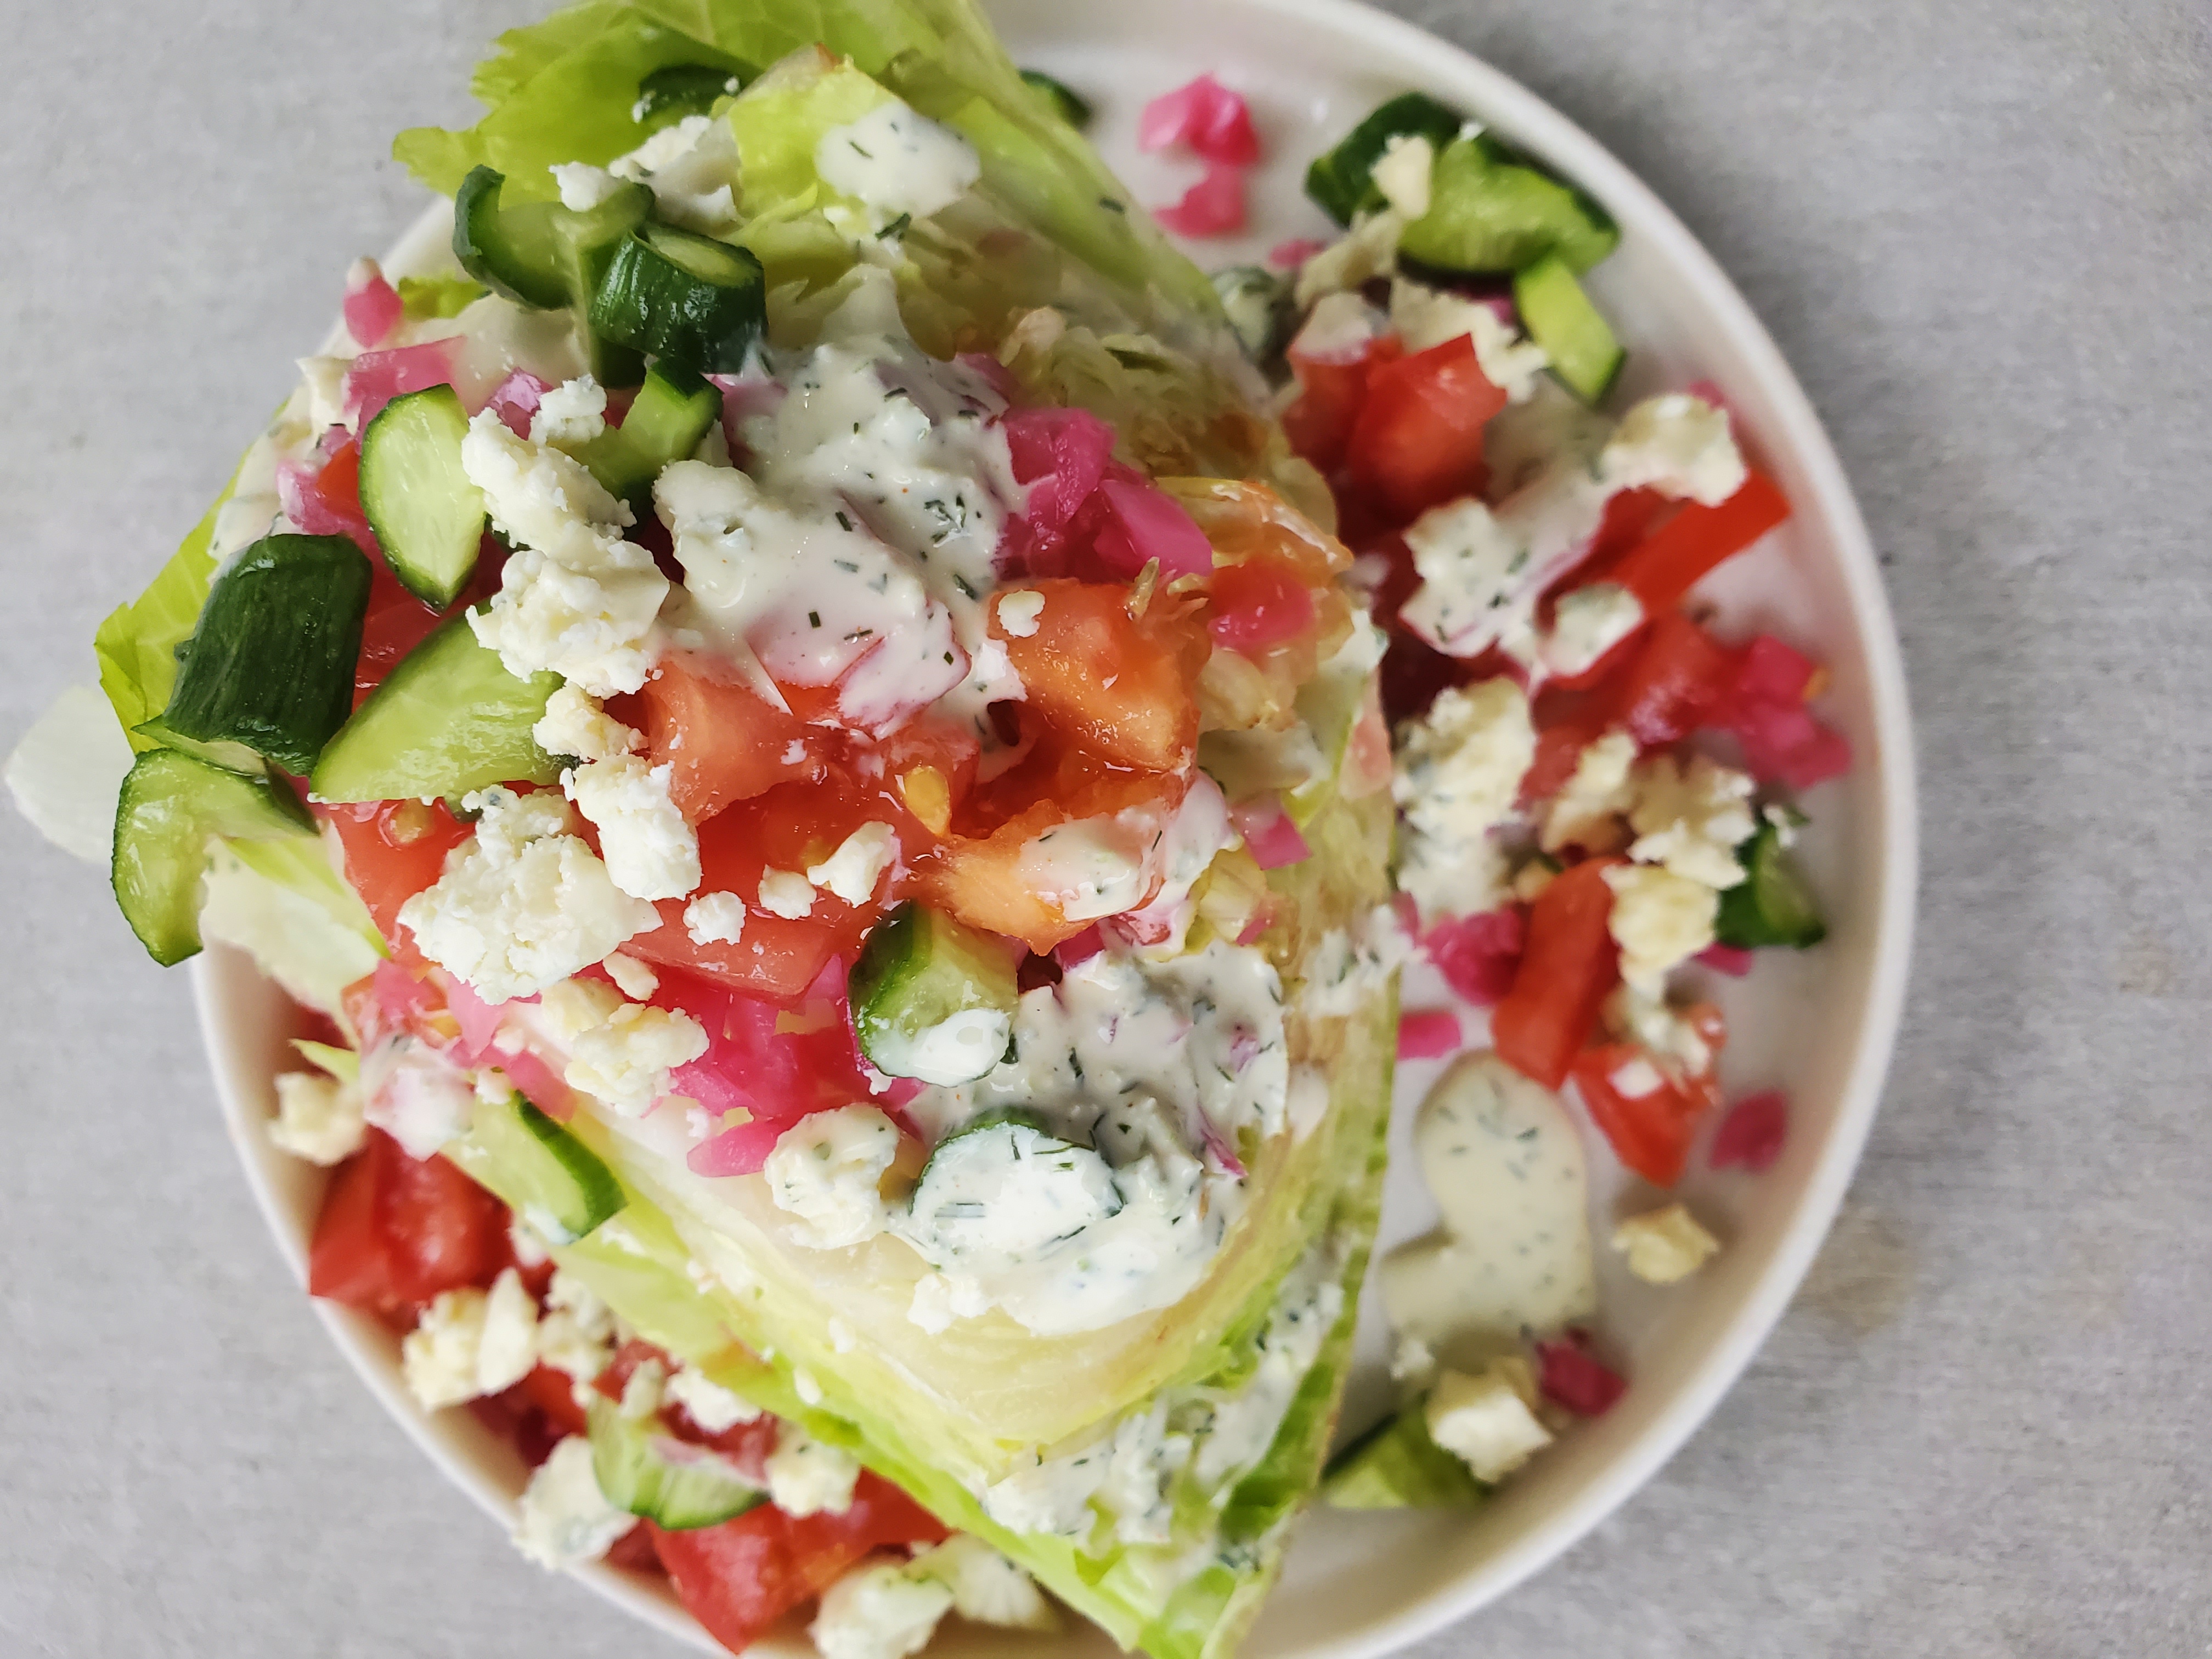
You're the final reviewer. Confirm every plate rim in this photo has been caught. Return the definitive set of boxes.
[191,0,1917,1653]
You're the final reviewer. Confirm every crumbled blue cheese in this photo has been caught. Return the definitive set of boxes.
[535,1269,617,1394]
[1539,582,1644,678]
[994,589,1043,637]
[1426,1358,1553,1483]
[684,889,748,946]
[360,1034,476,1159]
[759,867,816,918]
[1539,729,1638,854]
[810,1558,956,1659]
[1391,677,1534,919]
[564,755,700,901]
[514,1435,635,1569]
[268,1070,366,1165]
[1599,392,1746,506]
[766,1425,862,1516]
[550,162,625,212]
[611,114,741,235]
[1602,862,1718,996]
[1290,289,1386,360]
[1370,133,1436,217]
[1612,1201,1722,1283]
[401,1267,539,1410]
[461,411,668,697]
[396,787,657,1003]
[602,950,658,1001]
[1604,983,1714,1076]
[1627,753,1755,889]
[764,1105,902,1248]
[806,821,898,906]
[1294,210,1404,309]
[665,1364,759,1433]
[565,1002,708,1117]
[815,100,981,223]
[1389,277,1549,403]
[530,375,608,449]
[532,684,640,765]
[908,1535,1056,1630]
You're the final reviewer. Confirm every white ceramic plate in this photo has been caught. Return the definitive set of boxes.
[195,0,1916,1653]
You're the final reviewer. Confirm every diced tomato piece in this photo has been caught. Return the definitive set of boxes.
[1345,335,1506,522]
[1570,1042,1718,1187]
[648,1474,944,1657]
[307,1128,507,1316]
[988,579,1206,772]
[1491,860,1621,1090]
[1611,611,1738,747]
[867,719,980,839]
[1282,335,1402,474]
[514,1363,591,1437]
[1608,469,1790,614]
[1206,558,1317,653]
[633,653,826,822]
[604,1523,663,1575]
[594,1338,674,1404]
[324,798,474,966]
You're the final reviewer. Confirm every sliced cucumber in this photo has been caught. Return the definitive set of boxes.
[634,62,753,128]
[360,385,486,607]
[459,1082,625,1242]
[905,1109,1122,1262]
[1321,1397,1483,1509]
[1513,253,1623,404]
[588,224,766,376]
[586,1395,765,1529]
[850,902,1020,1086]
[136,532,371,776]
[452,166,654,383]
[1210,265,1294,364]
[572,362,724,511]
[310,612,561,804]
[1019,68,1092,129]
[1305,91,1464,225]
[111,748,315,966]
[1716,816,1826,950]
[1398,133,1620,276]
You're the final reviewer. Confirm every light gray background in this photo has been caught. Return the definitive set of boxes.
[3,1,2207,1655]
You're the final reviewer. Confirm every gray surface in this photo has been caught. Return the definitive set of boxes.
[1,0,2207,1654]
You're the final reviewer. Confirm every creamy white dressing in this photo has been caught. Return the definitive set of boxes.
[1379,1053,1595,1365]
[814,101,981,224]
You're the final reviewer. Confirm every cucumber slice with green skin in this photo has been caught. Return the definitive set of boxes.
[1304,91,1464,225]
[461,1083,626,1243]
[1716,816,1826,950]
[1019,68,1093,128]
[588,224,766,376]
[1321,1396,1483,1509]
[634,62,753,127]
[1211,265,1294,364]
[905,1108,1123,1263]
[111,749,315,966]
[1398,133,1620,275]
[135,533,371,776]
[309,612,561,804]
[850,902,1020,1086]
[571,362,724,511]
[452,167,654,383]
[1513,252,1624,404]
[360,385,486,608]
[586,1395,766,1529]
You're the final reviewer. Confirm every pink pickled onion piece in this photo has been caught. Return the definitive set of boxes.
[1424,906,1527,1007]
[1228,1031,1260,1071]
[497,1045,580,1122]
[1091,477,1214,580]
[955,350,1019,402]
[1696,942,1755,977]
[1684,379,1735,421]
[484,370,551,439]
[1002,405,1115,549]
[1230,797,1312,871]
[275,458,372,546]
[880,1075,925,1109]
[343,261,404,351]
[1200,1119,1247,1178]
[686,1113,795,1177]
[1154,163,1248,238]
[343,339,458,429]
[1730,699,1853,789]
[1056,925,1105,970]
[1536,1335,1628,1416]
[442,975,509,1064]
[1207,562,1315,652]
[1709,1088,1788,1173]
[1233,909,1272,946]
[1396,1009,1462,1060]
[1730,635,1819,705]
[360,958,439,1047]
[1138,75,1260,166]
[1269,237,1327,269]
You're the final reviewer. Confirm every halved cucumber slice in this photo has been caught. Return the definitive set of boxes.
[135,533,371,776]
[850,902,1020,1086]
[453,167,655,383]
[459,1083,626,1243]
[1321,1396,1483,1509]
[1304,90,1463,225]
[111,749,315,966]
[1398,133,1620,276]
[1716,815,1826,949]
[310,612,561,803]
[588,224,766,375]
[1019,68,1092,129]
[1513,252,1624,404]
[571,362,724,511]
[586,1395,765,1529]
[360,385,486,607]
[634,62,753,128]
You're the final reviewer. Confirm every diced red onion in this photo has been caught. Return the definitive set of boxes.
[342,259,403,352]
[342,339,459,429]
[1153,163,1249,238]
[1090,477,1214,578]
[1138,74,1260,166]
[1536,1333,1628,1415]
[1696,941,1754,977]
[1230,797,1312,871]
[1423,906,1527,1006]
[1269,237,1327,269]
[483,370,551,439]
[1709,1087,1788,1173]
[1396,1009,1462,1060]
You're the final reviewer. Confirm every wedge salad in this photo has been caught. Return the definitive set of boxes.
[4,2,1857,1656]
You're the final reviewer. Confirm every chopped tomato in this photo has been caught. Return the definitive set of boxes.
[866,719,980,839]
[1206,558,1317,653]
[631,654,826,822]
[988,579,1206,773]
[1491,860,1621,1090]
[1571,1042,1718,1187]
[648,1473,945,1656]
[594,1337,673,1404]
[307,1127,507,1317]
[1282,334,1402,474]
[324,798,472,952]
[1607,469,1789,615]
[1345,335,1505,522]
[513,1363,591,1437]
[604,1523,663,1575]
[1609,611,1738,747]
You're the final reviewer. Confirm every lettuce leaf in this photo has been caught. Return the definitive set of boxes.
[198,831,387,1024]
[94,482,235,749]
